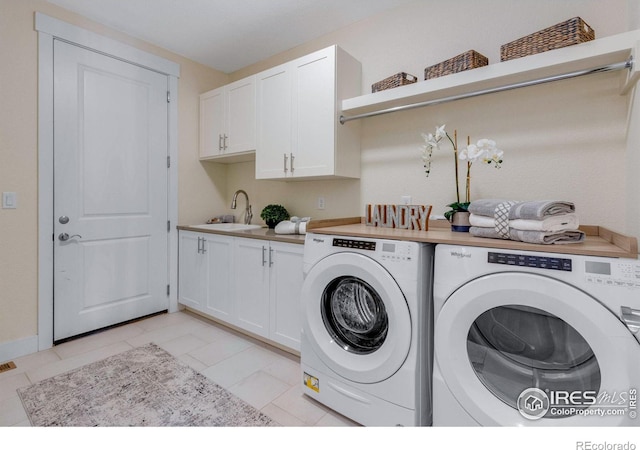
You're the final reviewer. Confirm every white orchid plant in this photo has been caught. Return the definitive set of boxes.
[421,125,504,221]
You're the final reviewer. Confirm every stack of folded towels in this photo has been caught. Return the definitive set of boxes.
[468,199,585,244]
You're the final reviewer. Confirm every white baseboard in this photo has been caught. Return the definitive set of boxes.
[0,335,39,363]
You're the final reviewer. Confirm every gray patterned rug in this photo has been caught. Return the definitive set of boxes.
[17,343,276,426]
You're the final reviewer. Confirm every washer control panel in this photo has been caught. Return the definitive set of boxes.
[332,238,415,262]
[380,242,414,262]
[488,252,572,271]
[332,238,376,251]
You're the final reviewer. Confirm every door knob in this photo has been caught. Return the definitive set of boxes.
[59,233,82,241]
[59,216,70,224]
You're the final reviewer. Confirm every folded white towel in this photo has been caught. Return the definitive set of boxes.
[470,226,586,244]
[469,213,579,232]
[469,199,576,220]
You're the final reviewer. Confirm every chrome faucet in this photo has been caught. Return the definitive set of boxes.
[231,189,253,224]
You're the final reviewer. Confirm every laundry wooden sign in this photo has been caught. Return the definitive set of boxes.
[365,204,432,230]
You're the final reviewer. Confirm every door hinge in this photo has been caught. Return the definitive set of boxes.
[167,91,171,103]
[167,220,171,232]
[167,284,170,296]
[167,156,171,168]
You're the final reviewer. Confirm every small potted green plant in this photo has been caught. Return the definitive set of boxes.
[260,204,290,229]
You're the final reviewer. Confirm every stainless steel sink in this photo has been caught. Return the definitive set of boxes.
[189,223,263,232]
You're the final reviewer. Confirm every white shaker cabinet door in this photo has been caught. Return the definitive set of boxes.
[226,76,256,154]
[269,242,304,351]
[178,232,208,310]
[203,234,235,322]
[233,238,270,337]
[256,63,293,179]
[291,47,336,178]
[199,87,225,158]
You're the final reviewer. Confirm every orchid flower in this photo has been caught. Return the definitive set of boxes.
[421,124,461,203]
[421,125,505,209]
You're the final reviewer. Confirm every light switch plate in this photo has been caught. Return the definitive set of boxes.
[2,192,17,209]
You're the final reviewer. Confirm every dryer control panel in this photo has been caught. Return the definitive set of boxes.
[585,260,640,289]
[488,252,572,271]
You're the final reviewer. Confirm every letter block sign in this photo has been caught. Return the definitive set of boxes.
[365,204,432,231]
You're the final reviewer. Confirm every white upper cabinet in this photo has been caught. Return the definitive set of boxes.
[256,45,362,180]
[200,75,256,162]
[255,64,292,178]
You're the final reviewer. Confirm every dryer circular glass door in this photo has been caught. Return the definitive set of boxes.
[435,272,640,426]
[302,252,412,384]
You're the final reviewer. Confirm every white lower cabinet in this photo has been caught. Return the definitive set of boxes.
[268,241,305,350]
[178,231,303,352]
[178,231,234,323]
[234,238,270,337]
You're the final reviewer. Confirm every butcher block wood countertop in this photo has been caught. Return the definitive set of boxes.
[177,225,306,245]
[307,218,639,259]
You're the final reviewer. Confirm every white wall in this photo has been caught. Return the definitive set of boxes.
[230,0,636,234]
[0,0,227,355]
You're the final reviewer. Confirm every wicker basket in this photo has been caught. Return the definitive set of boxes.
[500,17,595,61]
[424,50,489,80]
[371,72,418,93]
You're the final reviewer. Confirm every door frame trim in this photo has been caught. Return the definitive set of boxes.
[36,13,180,350]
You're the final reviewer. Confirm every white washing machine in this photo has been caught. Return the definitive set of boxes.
[300,233,434,426]
[433,244,640,426]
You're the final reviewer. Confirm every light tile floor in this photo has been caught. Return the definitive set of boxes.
[0,310,358,427]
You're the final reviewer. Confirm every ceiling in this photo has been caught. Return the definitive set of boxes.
[47,0,415,73]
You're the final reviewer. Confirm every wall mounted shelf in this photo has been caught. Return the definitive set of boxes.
[340,30,640,123]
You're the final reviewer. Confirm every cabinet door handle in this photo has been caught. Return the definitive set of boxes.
[197,237,207,254]
[269,247,274,267]
[262,245,267,266]
[218,134,223,152]
[201,238,206,254]
[283,153,288,173]
[290,153,295,173]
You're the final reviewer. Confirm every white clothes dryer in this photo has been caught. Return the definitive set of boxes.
[300,233,434,426]
[433,244,640,427]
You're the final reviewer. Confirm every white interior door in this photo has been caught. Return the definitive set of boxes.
[53,40,169,341]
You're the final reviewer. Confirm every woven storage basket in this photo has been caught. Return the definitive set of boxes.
[424,50,488,80]
[371,72,418,93]
[500,17,595,61]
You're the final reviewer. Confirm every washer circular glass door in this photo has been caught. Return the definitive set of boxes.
[321,276,389,355]
[302,252,412,383]
[435,272,640,426]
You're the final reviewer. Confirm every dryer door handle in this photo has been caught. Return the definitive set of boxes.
[621,306,640,334]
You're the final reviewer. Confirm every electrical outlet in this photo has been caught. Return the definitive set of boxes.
[2,192,16,209]
[401,195,412,205]
[317,197,325,210]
